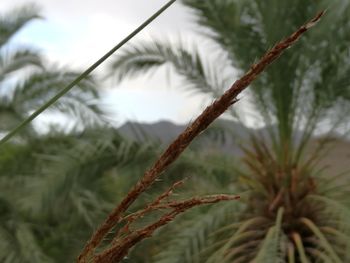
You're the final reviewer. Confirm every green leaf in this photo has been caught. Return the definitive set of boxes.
[300,217,342,263]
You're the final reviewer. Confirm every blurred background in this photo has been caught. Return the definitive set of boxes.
[1,1,350,262]
[2,0,211,128]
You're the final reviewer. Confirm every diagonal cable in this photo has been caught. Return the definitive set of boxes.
[0,0,177,147]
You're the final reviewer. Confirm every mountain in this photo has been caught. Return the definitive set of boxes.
[118,120,350,173]
[117,119,295,156]
[118,120,186,144]
[118,119,253,156]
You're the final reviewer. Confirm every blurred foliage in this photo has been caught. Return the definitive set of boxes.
[0,4,241,262]
[0,4,105,139]
[110,0,350,262]
[1,1,350,262]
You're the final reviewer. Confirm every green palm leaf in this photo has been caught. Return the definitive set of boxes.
[253,207,285,263]
[110,40,232,97]
[0,4,41,48]
[153,202,240,263]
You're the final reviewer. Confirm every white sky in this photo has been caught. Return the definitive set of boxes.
[3,0,215,126]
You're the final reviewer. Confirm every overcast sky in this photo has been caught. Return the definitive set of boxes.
[2,0,214,126]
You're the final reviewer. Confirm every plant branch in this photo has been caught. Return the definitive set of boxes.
[77,10,324,262]
[95,194,240,263]
[121,179,186,224]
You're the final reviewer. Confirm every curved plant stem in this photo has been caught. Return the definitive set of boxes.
[95,194,240,263]
[288,242,296,263]
[292,232,309,263]
[300,217,342,263]
[77,11,325,262]
[0,0,177,147]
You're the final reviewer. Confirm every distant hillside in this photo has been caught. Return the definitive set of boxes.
[118,119,250,156]
[118,120,186,144]
[118,120,350,173]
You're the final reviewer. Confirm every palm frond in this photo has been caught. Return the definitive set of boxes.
[207,216,270,262]
[0,128,159,261]
[292,232,309,263]
[308,195,350,261]
[109,39,231,97]
[53,96,105,127]
[153,202,240,263]
[18,129,156,218]
[0,47,42,82]
[182,0,350,144]
[300,217,342,263]
[0,214,53,263]
[253,207,285,263]
[11,69,104,127]
[0,4,41,48]
[0,105,26,132]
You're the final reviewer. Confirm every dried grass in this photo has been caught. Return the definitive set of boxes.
[77,10,324,263]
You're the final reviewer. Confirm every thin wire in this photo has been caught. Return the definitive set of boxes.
[0,0,177,147]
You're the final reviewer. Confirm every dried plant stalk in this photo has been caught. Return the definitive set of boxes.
[121,180,186,225]
[96,194,240,263]
[77,11,324,263]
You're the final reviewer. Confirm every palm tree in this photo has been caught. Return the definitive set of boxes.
[0,4,104,137]
[0,4,110,262]
[109,0,350,261]
[0,120,172,261]
[1,121,235,262]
